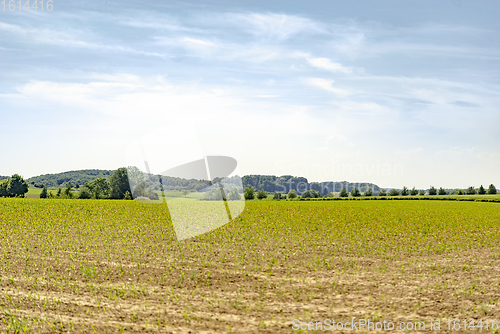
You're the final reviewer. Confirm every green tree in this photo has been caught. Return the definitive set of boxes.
[378,189,387,196]
[182,190,189,197]
[351,188,361,197]
[466,186,476,195]
[287,189,297,199]
[428,186,437,195]
[244,187,255,200]
[40,186,48,199]
[6,174,29,198]
[363,188,373,197]
[0,179,9,197]
[109,167,132,199]
[410,187,418,196]
[389,189,400,196]
[301,190,312,198]
[477,185,486,195]
[63,182,73,199]
[256,190,267,200]
[418,190,425,196]
[401,186,409,196]
[339,187,348,198]
[86,178,111,199]
[438,187,447,195]
[458,190,463,195]
[488,184,497,195]
[78,187,92,199]
[56,188,62,198]
[273,192,282,200]
[228,188,241,201]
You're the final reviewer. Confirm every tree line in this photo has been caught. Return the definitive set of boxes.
[242,184,497,200]
[242,175,380,196]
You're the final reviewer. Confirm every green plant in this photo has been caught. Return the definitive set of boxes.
[351,188,361,197]
[256,190,267,200]
[401,186,409,196]
[429,186,437,195]
[244,187,255,200]
[389,189,400,196]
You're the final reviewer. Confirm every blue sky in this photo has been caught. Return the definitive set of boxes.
[0,0,499,189]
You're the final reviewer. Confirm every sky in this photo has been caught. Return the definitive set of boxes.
[0,0,499,189]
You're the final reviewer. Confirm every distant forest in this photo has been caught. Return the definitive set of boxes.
[242,175,380,196]
[22,169,381,195]
[26,169,211,192]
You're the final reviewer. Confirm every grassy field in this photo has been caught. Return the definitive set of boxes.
[0,199,499,333]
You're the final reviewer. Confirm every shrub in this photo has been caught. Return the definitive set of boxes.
[40,186,48,199]
[287,189,297,199]
[301,190,321,198]
[389,189,400,196]
[466,186,476,195]
[351,188,361,197]
[273,192,282,200]
[244,187,255,200]
[78,187,92,199]
[256,190,267,200]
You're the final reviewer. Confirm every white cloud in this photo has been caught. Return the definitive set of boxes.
[181,37,215,47]
[305,57,353,74]
[222,12,325,41]
[305,78,352,96]
[0,21,168,58]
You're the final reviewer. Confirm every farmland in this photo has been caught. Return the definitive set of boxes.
[0,199,499,333]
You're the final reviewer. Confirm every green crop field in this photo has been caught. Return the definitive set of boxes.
[0,199,499,333]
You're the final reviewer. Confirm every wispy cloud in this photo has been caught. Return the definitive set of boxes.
[305,57,353,74]
[305,78,352,96]
[220,12,326,41]
[0,21,168,58]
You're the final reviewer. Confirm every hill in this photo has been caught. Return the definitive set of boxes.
[24,169,382,195]
[27,169,114,188]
